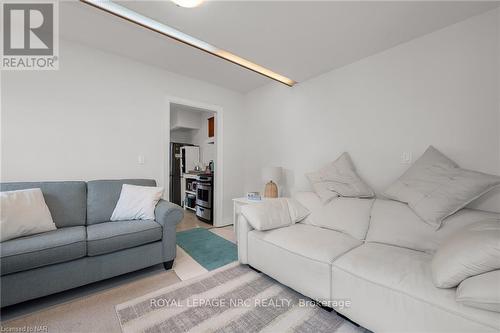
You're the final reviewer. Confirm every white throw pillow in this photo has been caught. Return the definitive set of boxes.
[431,219,500,288]
[286,198,311,223]
[384,146,500,229]
[366,199,500,254]
[306,152,374,204]
[0,188,56,242]
[241,198,310,231]
[110,184,164,221]
[295,191,373,240]
[456,270,500,312]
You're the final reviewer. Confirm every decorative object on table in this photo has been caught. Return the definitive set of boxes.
[262,166,282,198]
[246,192,262,201]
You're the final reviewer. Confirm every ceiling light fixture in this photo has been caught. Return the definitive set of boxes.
[80,0,296,87]
[171,0,204,8]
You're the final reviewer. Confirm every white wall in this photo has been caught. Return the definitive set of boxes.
[192,111,216,167]
[1,39,246,224]
[2,8,499,221]
[170,129,195,144]
[170,106,201,130]
[243,9,500,211]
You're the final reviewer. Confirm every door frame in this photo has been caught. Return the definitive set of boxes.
[163,96,224,227]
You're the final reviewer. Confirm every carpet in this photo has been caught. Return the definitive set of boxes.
[116,263,369,333]
[176,228,238,271]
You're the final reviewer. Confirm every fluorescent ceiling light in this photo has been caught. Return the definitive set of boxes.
[80,0,297,87]
[171,0,204,8]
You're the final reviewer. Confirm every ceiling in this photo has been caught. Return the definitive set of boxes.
[60,1,499,93]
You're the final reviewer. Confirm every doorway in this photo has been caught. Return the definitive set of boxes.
[164,96,224,228]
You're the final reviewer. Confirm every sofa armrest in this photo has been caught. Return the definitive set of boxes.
[237,214,254,264]
[155,199,183,262]
[155,199,184,227]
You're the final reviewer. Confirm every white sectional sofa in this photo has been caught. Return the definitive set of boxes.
[236,192,500,332]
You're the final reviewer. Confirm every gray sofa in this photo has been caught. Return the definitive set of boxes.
[0,179,183,307]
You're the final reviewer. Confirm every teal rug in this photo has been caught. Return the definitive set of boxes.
[176,228,238,271]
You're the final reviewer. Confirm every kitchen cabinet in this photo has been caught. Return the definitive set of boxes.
[208,117,215,138]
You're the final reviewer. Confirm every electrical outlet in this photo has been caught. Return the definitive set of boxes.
[138,155,145,165]
[401,152,412,165]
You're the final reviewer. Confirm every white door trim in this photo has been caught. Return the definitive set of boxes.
[163,95,225,227]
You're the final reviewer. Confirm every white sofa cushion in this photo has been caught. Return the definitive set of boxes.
[366,199,500,253]
[306,152,374,203]
[250,223,361,264]
[384,146,500,230]
[241,198,309,231]
[457,270,500,313]
[1,188,56,242]
[431,220,500,288]
[247,223,361,302]
[332,243,500,332]
[294,191,373,240]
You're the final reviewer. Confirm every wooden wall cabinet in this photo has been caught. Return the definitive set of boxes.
[208,116,215,138]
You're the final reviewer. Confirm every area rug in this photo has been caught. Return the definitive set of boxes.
[176,228,237,271]
[116,263,369,333]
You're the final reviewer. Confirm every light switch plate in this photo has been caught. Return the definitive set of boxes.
[138,155,145,165]
[401,152,412,165]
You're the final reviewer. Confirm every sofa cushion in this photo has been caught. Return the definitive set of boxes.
[332,243,499,332]
[1,188,56,242]
[457,270,500,313]
[294,191,373,240]
[366,199,499,253]
[306,152,374,203]
[86,220,162,256]
[0,181,86,228]
[251,223,361,264]
[241,198,310,231]
[86,179,156,225]
[111,184,164,221]
[431,220,500,288]
[247,224,361,302]
[0,226,86,275]
[384,146,500,230]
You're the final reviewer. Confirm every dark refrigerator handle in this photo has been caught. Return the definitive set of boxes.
[169,144,175,175]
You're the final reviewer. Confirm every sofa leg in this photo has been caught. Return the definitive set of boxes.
[315,301,333,312]
[163,260,174,270]
[334,310,361,327]
[309,300,333,312]
[248,265,261,273]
